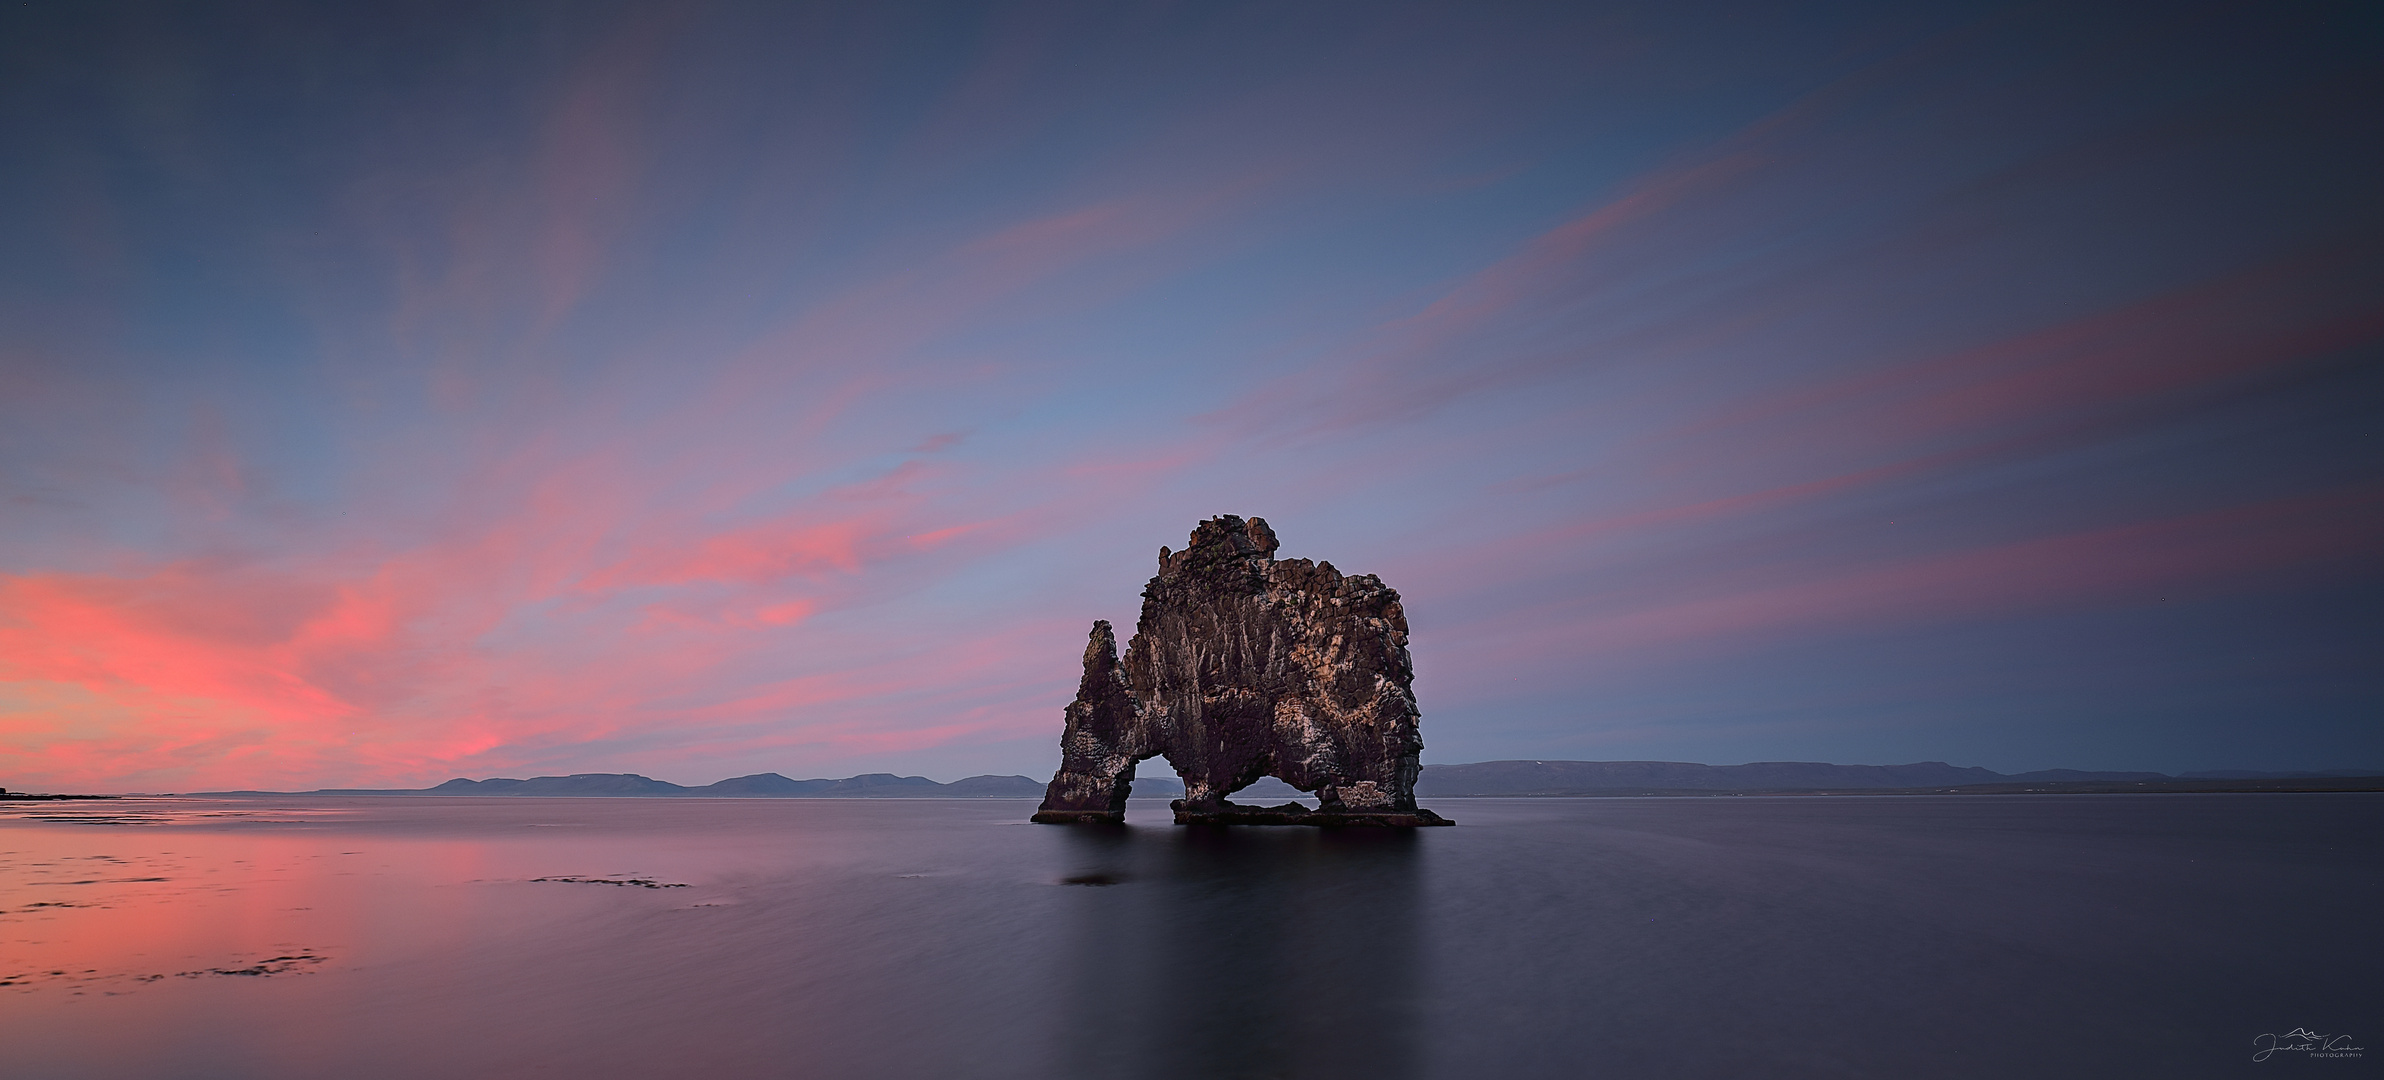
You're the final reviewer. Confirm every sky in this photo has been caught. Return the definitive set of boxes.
[1,0,2379,792]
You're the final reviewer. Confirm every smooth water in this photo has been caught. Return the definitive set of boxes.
[1,794,2375,1079]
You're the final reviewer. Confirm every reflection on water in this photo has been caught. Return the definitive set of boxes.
[2,794,2379,1078]
[2,796,1428,1080]
[1058,825,1420,1080]
[0,798,360,828]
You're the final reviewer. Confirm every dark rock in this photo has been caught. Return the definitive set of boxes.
[530,876,689,888]
[1162,798,1452,827]
[1033,516,1451,827]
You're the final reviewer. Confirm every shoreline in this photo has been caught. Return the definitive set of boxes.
[14,779,2382,801]
[1419,777,2384,797]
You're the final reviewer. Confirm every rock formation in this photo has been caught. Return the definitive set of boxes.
[1033,516,1451,826]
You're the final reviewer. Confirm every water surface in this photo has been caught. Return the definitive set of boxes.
[2,794,2375,1078]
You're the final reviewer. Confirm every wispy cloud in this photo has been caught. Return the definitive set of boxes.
[3,1,2378,786]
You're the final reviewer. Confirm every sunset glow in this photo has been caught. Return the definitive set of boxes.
[2,1,2378,791]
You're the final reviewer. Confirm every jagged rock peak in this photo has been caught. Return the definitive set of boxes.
[1034,516,1450,827]
[1158,514,1280,573]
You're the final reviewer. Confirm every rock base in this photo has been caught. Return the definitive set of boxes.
[1170,800,1453,827]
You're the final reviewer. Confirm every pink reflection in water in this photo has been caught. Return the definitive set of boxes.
[0,796,1085,1079]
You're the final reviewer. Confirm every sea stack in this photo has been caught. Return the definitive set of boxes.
[1033,516,1451,826]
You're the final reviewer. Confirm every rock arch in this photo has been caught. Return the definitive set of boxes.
[1033,516,1450,826]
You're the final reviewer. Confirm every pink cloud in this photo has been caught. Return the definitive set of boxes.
[1672,246,2384,471]
[0,386,1154,790]
[1432,483,2384,687]
[585,515,882,590]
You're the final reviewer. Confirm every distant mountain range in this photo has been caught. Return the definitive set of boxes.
[183,759,2384,799]
[238,772,1057,798]
[1414,760,2151,795]
[1406,760,2374,795]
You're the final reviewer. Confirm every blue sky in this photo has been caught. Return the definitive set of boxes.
[2,0,2378,790]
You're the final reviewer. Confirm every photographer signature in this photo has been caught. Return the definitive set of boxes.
[2254,1028,2365,1061]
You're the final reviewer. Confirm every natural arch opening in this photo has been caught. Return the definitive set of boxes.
[1136,755,1314,808]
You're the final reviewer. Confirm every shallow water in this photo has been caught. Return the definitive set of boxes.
[1,794,2375,1078]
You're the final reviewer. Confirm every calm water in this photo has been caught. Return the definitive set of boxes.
[1,794,2375,1079]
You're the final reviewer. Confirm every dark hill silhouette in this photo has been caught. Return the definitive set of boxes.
[1410,760,2175,795]
[246,772,1047,798]
[1409,760,2381,795]
[184,761,2384,798]
[428,773,687,796]
[679,772,956,797]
